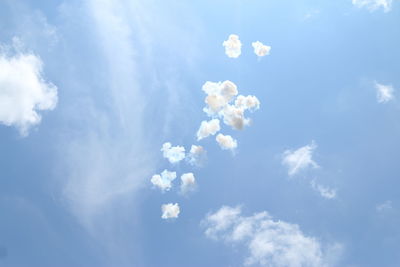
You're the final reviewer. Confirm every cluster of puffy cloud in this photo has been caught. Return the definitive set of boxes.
[161,203,180,219]
[153,143,204,219]
[0,39,58,136]
[203,205,339,267]
[223,34,272,58]
[196,80,260,151]
[282,142,337,199]
[352,0,392,12]
[375,81,395,103]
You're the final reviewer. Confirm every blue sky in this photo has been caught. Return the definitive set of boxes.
[0,0,400,266]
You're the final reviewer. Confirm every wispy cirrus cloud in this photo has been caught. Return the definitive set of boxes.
[352,0,393,12]
[375,82,394,103]
[282,141,319,176]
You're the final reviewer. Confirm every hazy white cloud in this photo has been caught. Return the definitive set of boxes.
[376,200,393,212]
[223,34,242,58]
[251,41,271,57]
[310,180,336,199]
[282,141,319,176]
[203,206,340,267]
[197,119,221,140]
[352,0,392,12]
[186,145,206,166]
[161,203,180,219]
[235,95,261,111]
[151,170,177,192]
[180,172,196,194]
[161,142,185,164]
[0,39,58,136]
[216,133,237,150]
[375,82,394,103]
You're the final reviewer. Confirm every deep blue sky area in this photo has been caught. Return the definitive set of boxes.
[0,0,399,266]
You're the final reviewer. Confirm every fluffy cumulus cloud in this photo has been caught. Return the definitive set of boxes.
[161,142,185,164]
[216,133,237,150]
[201,80,260,131]
[180,172,196,194]
[161,203,180,219]
[202,206,339,267]
[0,40,58,136]
[151,170,177,192]
[251,41,271,57]
[197,119,221,140]
[282,141,319,176]
[310,180,336,199]
[375,82,394,103]
[352,0,392,12]
[222,34,242,58]
[186,145,206,166]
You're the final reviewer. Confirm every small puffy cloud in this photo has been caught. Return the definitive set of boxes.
[222,34,242,58]
[352,0,392,12]
[0,39,58,136]
[216,133,237,150]
[186,145,206,166]
[161,142,185,164]
[197,119,221,140]
[282,141,319,176]
[375,82,394,103]
[310,180,336,199]
[234,95,260,111]
[202,205,339,267]
[161,203,180,219]
[151,170,177,192]
[180,172,196,194]
[251,41,271,57]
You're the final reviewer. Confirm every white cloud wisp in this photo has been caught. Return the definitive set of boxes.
[180,172,196,194]
[375,82,394,103]
[282,141,319,176]
[352,0,393,12]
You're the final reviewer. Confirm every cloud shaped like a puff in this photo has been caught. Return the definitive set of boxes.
[151,170,177,192]
[252,41,271,57]
[222,34,242,58]
[180,172,196,194]
[375,81,394,103]
[161,142,186,164]
[196,119,221,140]
[161,203,180,219]
[216,133,237,150]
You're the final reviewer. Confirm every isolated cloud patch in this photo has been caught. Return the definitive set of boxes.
[310,180,336,199]
[251,41,271,57]
[0,40,58,136]
[151,170,177,192]
[197,119,221,140]
[216,133,237,150]
[375,82,394,103]
[223,34,242,58]
[186,145,206,166]
[180,172,196,194]
[202,206,339,267]
[352,0,392,12]
[161,142,185,164]
[161,203,180,219]
[282,141,319,176]
[202,80,238,115]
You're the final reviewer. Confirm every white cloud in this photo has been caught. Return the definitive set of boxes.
[202,80,238,115]
[282,141,319,176]
[376,200,393,212]
[161,142,185,164]
[352,0,392,12]
[375,82,394,103]
[251,41,271,57]
[180,172,196,194]
[161,203,180,219]
[310,180,336,199]
[151,170,177,192]
[196,119,221,140]
[222,34,242,58]
[186,145,206,166]
[216,133,237,150]
[201,80,260,131]
[0,39,58,136]
[202,206,340,267]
